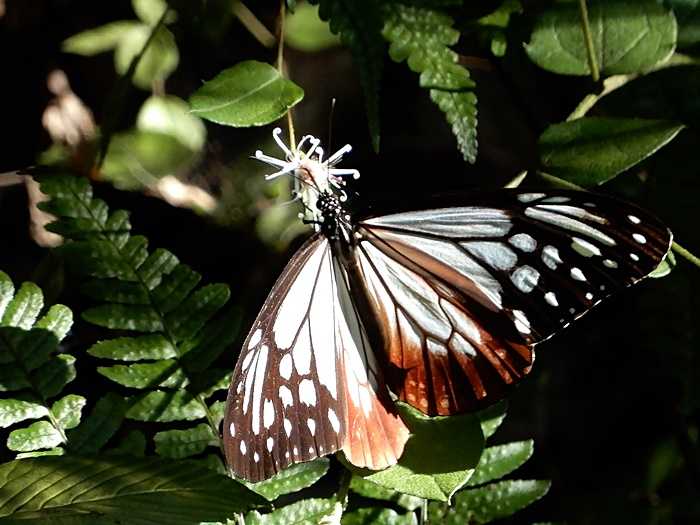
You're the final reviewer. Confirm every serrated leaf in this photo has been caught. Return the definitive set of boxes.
[311,0,384,151]
[1,282,43,329]
[342,508,418,525]
[154,423,217,458]
[189,61,304,127]
[88,334,178,361]
[0,272,14,319]
[247,458,330,501]
[468,440,534,486]
[0,327,61,373]
[0,456,266,521]
[82,303,164,331]
[137,95,206,152]
[97,359,186,389]
[62,20,139,56]
[67,393,127,454]
[52,395,87,430]
[32,354,77,399]
[0,399,48,428]
[167,283,230,342]
[15,447,65,459]
[429,479,551,524]
[209,400,226,427]
[539,117,684,186]
[114,24,179,90]
[152,264,201,313]
[81,278,149,304]
[477,400,508,439]
[382,5,477,162]
[361,403,484,502]
[526,0,676,76]
[127,390,206,422]
[7,420,64,452]
[35,304,73,341]
[350,477,423,511]
[188,368,231,398]
[246,498,338,525]
[137,248,180,289]
[108,430,147,457]
[180,309,241,372]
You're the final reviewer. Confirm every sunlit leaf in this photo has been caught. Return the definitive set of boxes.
[62,21,139,56]
[114,24,179,90]
[247,459,330,501]
[285,3,340,51]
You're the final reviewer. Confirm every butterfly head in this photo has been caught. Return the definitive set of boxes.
[254,127,360,225]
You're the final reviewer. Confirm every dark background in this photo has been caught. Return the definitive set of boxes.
[1,1,698,523]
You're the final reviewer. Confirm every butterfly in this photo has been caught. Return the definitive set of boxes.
[223,128,673,482]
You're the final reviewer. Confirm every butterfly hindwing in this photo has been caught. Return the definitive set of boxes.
[224,235,408,482]
[355,190,672,416]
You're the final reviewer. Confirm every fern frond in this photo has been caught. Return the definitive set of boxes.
[37,173,238,461]
[382,4,478,163]
[0,271,80,457]
[310,0,385,152]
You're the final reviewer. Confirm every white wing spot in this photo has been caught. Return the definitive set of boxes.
[603,259,618,269]
[572,237,601,257]
[509,233,537,252]
[267,437,274,452]
[285,451,290,458]
[284,418,292,437]
[236,381,243,394]
[513,310,531,334]
[544,291,559,307]
[628,215,641,224]
[307,418,316,436]
[518,193,545,203]
[630,253,640,262]
[569,307,576,314]
[292,325,312,375]
[240,441,247,455]
[633,233,647,244]
[229,422,235,437]
[279,353,293,380]
[253,452,259,463]
[248,328,262,350]
[293,446,299,456]
[279,385,293,407]
[462,241,518,271]
[542,245,563,270]
[299,378,317,406]
[240,351,255,372]
[542,196,571,204]
[309,447,314,454]
[511,265,540,293]
[263,399,275,429]
[427,338,448,356]
[328,408,340,433]
[585,292,593,300]
[570,267,586,281]
[250,345,269,433]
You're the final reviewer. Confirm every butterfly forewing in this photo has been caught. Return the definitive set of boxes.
[355,190,672,416]
[224,235,408,482]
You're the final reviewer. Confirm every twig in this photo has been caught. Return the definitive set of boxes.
[232,1,276,48]
[277,0,296,151]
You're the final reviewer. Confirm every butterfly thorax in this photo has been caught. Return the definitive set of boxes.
[316,191,353,243]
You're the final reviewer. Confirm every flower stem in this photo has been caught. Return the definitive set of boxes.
[578,0,600,82]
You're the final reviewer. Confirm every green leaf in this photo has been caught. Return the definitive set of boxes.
[361,403,484,502]
[32,354,77,399]
[247,458,330,501]
[382,5,477,163]
[664,0,700,48]
[88,334,177,361]
[0,327,58,372]
[152,264,201,314]
[650,249,676,279]
[0,399,48,428]
[97,359,186,389]
[468,440,534,486]
[342,508,418,525]
[246,498,338,525]
[7,420,64,452]
[189,61,304,127]
[15,447,64,459]
[67,393,127,454]
[310,0,384,151]
[82,303,163,331]
[35,304,73,341]
[52,395,87,430]
[0,456,266,521]
[127,390,206,422]
[108,430,147,457]
[114,24,179,90]
[132,0,174,26]
[154,423,217,459]
[473,0,522,57]
[0,272,14,319]
[208,400,226,428]
[1,282,43,329]
[180,309,241,372]
[539,117,684,186]
[350,477,424,511]
[285,3,341,52]
[137,95,207,152]
[429,479,551,524]
[188,367,231,398]
[167,284,230,342]
[526,0,677,76]
[478,401,508,439]
[62,21,139,56]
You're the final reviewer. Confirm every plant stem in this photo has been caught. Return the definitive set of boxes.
[578,0,599,83]
[566,75,629,121]
[277,0,296,151]
[672,241,700,269]
[232,1,275,48]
